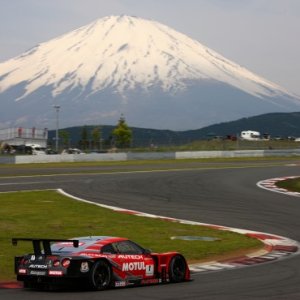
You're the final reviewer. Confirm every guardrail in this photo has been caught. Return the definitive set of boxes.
[1,149,300,164]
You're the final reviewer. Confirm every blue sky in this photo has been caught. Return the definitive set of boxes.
[0,0,299,95]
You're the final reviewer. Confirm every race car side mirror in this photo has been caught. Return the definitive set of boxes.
[144,249,152,255]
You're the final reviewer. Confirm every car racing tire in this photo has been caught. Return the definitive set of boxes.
[168,255,187,283]
[88,260,113,291]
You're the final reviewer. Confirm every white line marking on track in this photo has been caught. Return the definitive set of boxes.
[0,181,54,186]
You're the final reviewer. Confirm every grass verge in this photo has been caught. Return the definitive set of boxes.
[0,190,262,281]
[276,177,300,192]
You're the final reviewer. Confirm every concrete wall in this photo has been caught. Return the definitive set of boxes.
[10,153,127,164]
[175,149,300,159]
[1,149,300,164]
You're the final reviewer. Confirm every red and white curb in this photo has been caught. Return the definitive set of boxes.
[0,282,22,289]
[189,232,299,274]
[257,176,300,197]
[58,189,300,275]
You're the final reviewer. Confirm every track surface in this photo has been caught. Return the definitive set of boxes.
[1,159,300,299]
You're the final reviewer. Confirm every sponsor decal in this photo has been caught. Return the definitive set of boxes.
[29,264,48,269]
[80,262,89,273]
[141,278,159,285]
[145,264,154,276]
[118,255,143,259]
[18,269,27,274]
[115,281,126,287]
[48,270,63,276]
[122,262,154,275]
[78,252,103,258]
[29,270,46,276]
[122,262,145,272]
[56,242,85,247]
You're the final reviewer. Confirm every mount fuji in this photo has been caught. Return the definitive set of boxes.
[0,15,299,130]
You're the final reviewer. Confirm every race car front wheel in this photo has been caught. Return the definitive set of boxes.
[89,260,112,290]
[168,255,187,283]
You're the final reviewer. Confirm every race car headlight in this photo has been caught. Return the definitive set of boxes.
[20,258,29,265]
[53,260,60,267]
[61,258,71,268]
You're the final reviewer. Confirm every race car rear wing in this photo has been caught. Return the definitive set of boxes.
[12,238,79,256]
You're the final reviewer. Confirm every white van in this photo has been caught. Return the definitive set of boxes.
[26,144,46,155]
[240,130,261,141]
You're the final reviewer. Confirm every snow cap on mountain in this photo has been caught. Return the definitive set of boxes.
[0,15,299,130]
[0,15,292,100]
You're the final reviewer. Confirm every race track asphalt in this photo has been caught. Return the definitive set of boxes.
[1,159,300,299]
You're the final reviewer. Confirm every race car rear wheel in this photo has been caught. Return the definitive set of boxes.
[168,255,186,283]
[89,260,112,290]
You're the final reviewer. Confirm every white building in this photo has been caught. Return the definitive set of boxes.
[0,127,48,148]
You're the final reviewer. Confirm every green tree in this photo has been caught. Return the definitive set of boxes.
[91,127,101,150]
[80,125,89,150]
[59,130,70,149]
[112,115,132,148]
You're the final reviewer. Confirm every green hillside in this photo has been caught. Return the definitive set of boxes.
[185,112,300,139]
[48,112,300,148]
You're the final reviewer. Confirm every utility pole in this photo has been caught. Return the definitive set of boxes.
[54,105,60,152]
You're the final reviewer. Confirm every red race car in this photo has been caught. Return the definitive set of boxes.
[12,236,190,290]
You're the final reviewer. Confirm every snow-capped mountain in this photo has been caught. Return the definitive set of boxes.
[0,15,299,130]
